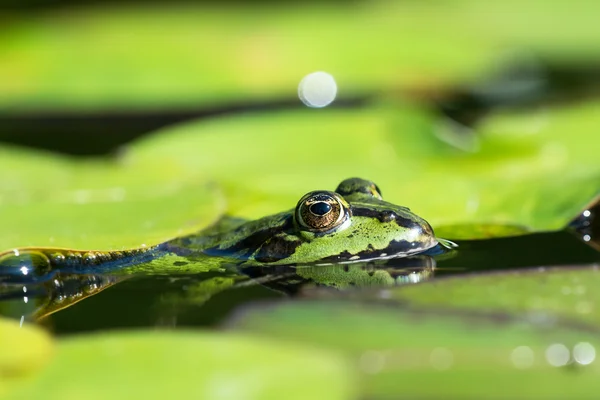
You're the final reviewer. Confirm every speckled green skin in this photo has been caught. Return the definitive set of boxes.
[175,178,438,266]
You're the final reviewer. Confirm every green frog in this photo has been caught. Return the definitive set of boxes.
[1,178,448,320]
[173,177,439,266]
[0,178,442,279]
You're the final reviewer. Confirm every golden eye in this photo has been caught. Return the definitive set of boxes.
[295,191,350,232]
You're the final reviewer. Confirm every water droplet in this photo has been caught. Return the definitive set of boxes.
[407,273,420,284]
[83,252,97,264]
[545,343,570,367]
[583,234,591,242]
[66,252,82,265]
[438,238,459,249]
[0,250,52,278]
[430,347,454,370]
[298,71,337,108]
[573,342,595,365]
[510,346,535,369]
[583,210,591,218]
[359,350,386,374]
[50,252,66,265]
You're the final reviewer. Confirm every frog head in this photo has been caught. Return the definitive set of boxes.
[203,178,438,266]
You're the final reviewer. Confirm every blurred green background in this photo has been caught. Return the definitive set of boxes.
[1,1,600,399]
[2,0,600,154]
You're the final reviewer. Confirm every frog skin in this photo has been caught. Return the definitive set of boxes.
[172,177,438,266]
[0,178,439,279]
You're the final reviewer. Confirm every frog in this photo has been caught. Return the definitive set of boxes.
[171,177,439,266]
[0,178,442,280]
[0,178,449,319]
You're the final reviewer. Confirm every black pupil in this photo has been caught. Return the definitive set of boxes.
[309,202,332,216]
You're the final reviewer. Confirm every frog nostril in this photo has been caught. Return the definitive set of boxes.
[422,222,434,236]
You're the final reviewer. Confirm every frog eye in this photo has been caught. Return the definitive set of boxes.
[335,178,383,200]
[295,191,350,232]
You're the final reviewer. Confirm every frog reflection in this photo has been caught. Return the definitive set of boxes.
[0,255,437,321]
[0,273,121,321]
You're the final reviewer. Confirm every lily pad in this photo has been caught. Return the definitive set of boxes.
[0,317,54,397]
[0,144,225,251]
[0,2,489,112]
[229,298,600,399]
[128,102,600,236]
[386,265,600,329]
[5,330,355,400]
[1,100,599,255]
[3,1,600,112]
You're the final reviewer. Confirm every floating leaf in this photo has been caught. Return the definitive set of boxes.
[3,1,600,111]
[0,318,54,397]
[229,297,600,399]
[1,99,598,258]
[434,223,532,240]
[6,331,355,400]
[0,145,225,251]
[0,2,490,112]
[387,265,600,329]
[2,100,599,256]
[128,102,600,236]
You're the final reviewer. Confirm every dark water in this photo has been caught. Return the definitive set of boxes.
[0,227,598,335]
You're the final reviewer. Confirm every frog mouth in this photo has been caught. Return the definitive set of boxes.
[311,236,439,266]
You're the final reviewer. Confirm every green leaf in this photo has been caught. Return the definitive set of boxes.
[2,95,599,255]
[3,1,600,111]
[0,145,225,251]
[386,265,600,329]
[230,295,600,399]
[6,330,356,400]
[2,100,599,254]
[0,2,490,112]
[0,318,54,397]
[128,102,599,236]
[434,223,533,240]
